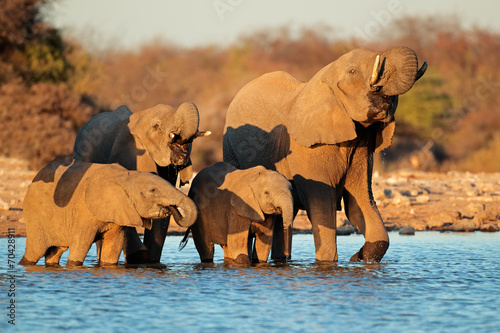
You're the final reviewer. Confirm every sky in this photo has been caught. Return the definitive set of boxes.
[45,0,500,51]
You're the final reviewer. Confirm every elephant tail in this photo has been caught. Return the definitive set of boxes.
[178,228,191,251]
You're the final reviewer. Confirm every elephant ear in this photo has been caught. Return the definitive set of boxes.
[375,120,396,153]
[85,177,144,227]
[219,170,265,222]
[288,79,357,147]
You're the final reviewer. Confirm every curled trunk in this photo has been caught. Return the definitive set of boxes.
[168,196,198,228]
[175,102,200,141]
[377,47,419,96]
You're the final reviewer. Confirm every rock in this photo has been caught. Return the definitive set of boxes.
[0,197,9,210]
[416,195,430,203]
[472,215,484,229]
[337,225,357,236]
[399,226,416,235]
[428,213,455,229]
[481,223,499,232]
[392,196,411,207]
[451,219,477,232]
[466,188,481,197]
[410,220,428,231]
[466,202,485,212]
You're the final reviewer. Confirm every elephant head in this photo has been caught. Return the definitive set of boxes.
[85,167,198,228]
[128,102,210,168]
[289,46,427,152]
[220,165,294,235]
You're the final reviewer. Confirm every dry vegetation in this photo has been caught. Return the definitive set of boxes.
[2,2,499,172]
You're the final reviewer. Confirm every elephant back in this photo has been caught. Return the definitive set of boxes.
[73,106,132,163]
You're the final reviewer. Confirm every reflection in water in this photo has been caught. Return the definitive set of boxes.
[3,233,500,332]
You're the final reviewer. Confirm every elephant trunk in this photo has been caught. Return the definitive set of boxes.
[166,195,198,228]
[376,47,421,96]
[176,102,200,141]
[277,192,294,258]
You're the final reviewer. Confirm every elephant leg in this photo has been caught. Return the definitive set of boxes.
[343,148,389,262]
[99,227,126,265]
[343,190,389,262]
[143,217,170,263]
[295,176,338,261]
[123,226,149,264]
[18,235,46,265]
[44,246,68,266]
[225,216,251,264]
[67,240,94,266]
[191,223,214,263]
[252,216,274,263]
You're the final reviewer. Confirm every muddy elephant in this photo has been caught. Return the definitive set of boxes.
[223,47,427,262]
[73,102,209,263]
[19,157,197,266]
[180,162,294,264]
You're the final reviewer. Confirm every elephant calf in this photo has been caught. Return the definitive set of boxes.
[19,157,197,266]
[180,162,294,264]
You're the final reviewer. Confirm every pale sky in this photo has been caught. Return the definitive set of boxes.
[45,0,500,51]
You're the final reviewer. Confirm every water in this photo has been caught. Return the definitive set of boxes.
[1,232,500,332]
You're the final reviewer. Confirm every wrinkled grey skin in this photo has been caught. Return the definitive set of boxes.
[19,157,197,266]
[181,162,294,264]
[73,102,207,263]
[223,47,427,262]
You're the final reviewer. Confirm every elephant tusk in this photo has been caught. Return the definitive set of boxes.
[370,55,381,86]
[195,130,211,138]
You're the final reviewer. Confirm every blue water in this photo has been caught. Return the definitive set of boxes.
[1,232,500,332]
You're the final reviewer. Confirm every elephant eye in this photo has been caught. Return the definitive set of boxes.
[348,69,357,75]
[153,124,162,133]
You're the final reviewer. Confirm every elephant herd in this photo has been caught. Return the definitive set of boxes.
[19,47,427,266]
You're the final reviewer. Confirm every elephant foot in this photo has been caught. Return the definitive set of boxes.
[18,256,36,266]
[124,250,150,264]
[66,260,84,266]
[225,254,251,265]
[350,240,389,262]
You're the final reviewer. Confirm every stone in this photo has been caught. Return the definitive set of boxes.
[337,225,357,236]
[428,213,455,229]
[0,197,9,210]
[399,226,416,235]
[416,195,430,203]
[392,196,411,207]
[466,202,485,212]
[481,223,499,232]
[451,219,477,232]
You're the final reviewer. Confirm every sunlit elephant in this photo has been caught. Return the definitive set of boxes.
[223,47,427,262]
[73,102,209,263]
[19,157,197,266]
[179,162,294,264]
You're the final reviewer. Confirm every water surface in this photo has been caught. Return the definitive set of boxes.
[1,232,499,332]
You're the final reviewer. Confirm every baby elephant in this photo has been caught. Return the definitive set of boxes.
[181,162,294,264]
[19,157,197,266]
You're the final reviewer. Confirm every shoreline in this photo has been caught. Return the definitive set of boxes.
[1,156,500,238]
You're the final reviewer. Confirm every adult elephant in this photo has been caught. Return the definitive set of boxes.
[73,102,209,263]
[223,47,427,262]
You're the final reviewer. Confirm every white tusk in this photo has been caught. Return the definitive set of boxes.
[195,130,211,138]
[169,132,176,139]
[370,55,381,86]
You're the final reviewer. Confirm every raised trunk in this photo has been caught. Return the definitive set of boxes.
[175,102,200,141]
[377,47,419,96]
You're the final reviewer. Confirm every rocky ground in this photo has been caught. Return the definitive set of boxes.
[1,156,499,238]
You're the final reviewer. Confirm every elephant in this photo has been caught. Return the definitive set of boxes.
[72,102,210,263]
[19,157,197,266]
[179,162,294,264]
[223,46,427,262]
